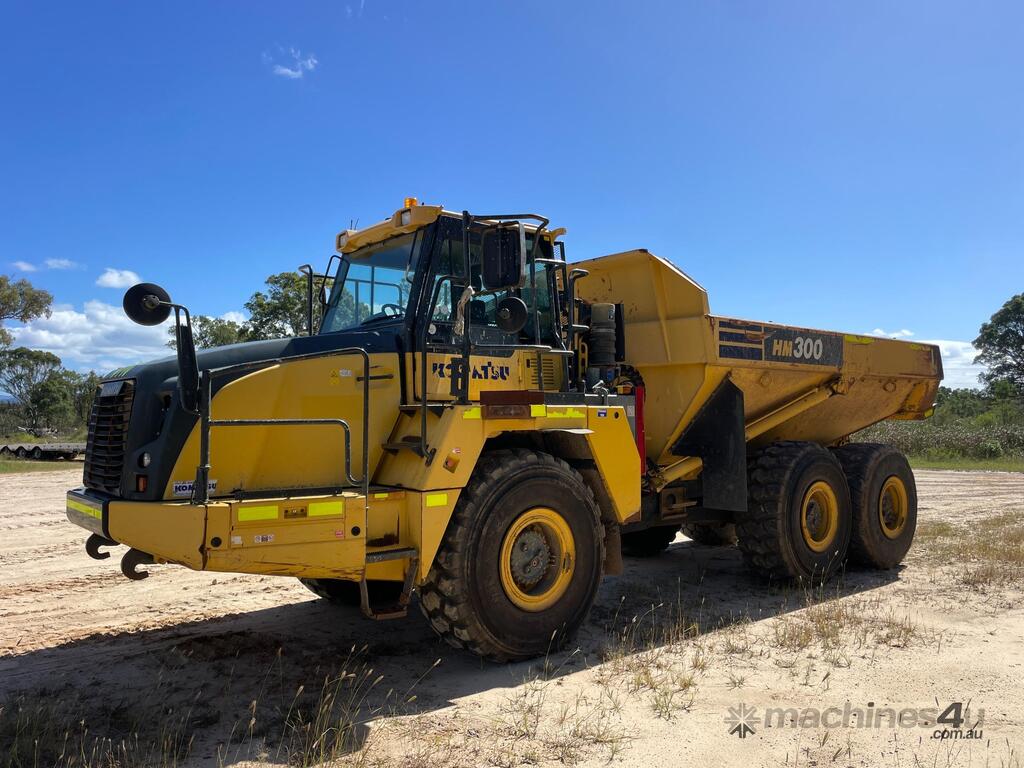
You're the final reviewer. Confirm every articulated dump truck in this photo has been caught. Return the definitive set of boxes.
[67,201,942,661]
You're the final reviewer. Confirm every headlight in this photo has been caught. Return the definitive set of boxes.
[139,452,151,468]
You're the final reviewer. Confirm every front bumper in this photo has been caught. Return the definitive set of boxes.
[65,487,456,581]
[66,487,110,538]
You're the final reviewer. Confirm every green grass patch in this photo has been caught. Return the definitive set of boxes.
[908,455,1024,472]
[0,458,81,474]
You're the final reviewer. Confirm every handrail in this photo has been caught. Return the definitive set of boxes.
[190,346,371,506]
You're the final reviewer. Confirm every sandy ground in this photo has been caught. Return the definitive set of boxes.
[1,468,1022,767]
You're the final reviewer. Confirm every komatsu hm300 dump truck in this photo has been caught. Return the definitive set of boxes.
[67,201,942,660]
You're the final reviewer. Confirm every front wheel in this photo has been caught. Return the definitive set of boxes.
[419,449,604,662]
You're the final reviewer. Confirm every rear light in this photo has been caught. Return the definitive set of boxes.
[136,474,148,492]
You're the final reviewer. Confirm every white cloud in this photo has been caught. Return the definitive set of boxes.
[268,47,318,79]
[920,339,985,390]
[96,268,141,288]
[9,300,172,373]
[221,310,247,324]
[11,261,37,272]
[871,328,914,339]
[45,258,79,270]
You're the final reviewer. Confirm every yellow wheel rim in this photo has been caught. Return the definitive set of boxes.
[800,481,839,553]
[878,476,909,539]
[499,507,575,612]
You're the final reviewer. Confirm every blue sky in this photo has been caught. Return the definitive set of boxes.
[2,1,1022,386]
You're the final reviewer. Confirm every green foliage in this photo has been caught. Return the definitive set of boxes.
[244,271,317,339]
[974,293,1024,395]
[0,274,52,347]
[0,350,99,437]
[166,314,248,349]
[168,270,362,348]
[0,347,65,433]
[859,383,1024,462]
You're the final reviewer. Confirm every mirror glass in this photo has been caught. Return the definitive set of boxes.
[480,223,524,290]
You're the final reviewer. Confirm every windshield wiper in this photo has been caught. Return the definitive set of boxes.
[360,313,403,326]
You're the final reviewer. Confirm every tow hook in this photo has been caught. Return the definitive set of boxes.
[121,548,155,580]
[85,534,119,560]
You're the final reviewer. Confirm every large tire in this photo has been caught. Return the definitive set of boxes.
[737,441,852,582]
[15,447,27,459]
[419,449,605,662]
[299,578,404,606]
[621,525,679,556]
[832,443,917,569]
[31,446,44,460]
[681,522,738,546]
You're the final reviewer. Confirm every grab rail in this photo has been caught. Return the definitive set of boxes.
[190,347,371,505]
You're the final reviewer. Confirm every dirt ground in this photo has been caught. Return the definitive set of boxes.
[1,468,1022,767]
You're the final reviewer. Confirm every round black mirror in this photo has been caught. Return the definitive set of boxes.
[495,296,528,334]
[123,283,172,326]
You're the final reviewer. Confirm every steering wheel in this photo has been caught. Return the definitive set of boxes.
[380,303,404,317]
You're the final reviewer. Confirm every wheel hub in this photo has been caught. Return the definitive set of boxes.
[498,507,576,613]
[878,476,909,539]
[800,481,839,553]
[509,529,551,589]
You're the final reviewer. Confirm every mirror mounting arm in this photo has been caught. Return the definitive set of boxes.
[298,264,314,336]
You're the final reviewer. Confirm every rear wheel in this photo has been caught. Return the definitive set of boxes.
[299,578,404,606]
[621,525,679,556]
[681,522,737,546]
[31,447,43,460]
[832,443,917,569]
[419,449,604,661]
[737,441,852,582]
[15,447,27,459]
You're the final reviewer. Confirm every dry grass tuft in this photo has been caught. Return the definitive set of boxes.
[915,511,1024,588]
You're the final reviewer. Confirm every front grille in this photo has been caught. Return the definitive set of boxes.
[83,379,135,495]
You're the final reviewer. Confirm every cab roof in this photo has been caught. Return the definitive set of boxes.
[335,201,562,256]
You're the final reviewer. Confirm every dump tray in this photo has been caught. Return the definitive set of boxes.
[574,250,942,468]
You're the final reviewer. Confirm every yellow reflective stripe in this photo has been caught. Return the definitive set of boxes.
[308,500,344,517]
[530,404,546,417]
[425,493,448,508]
[68,498,101,519]
[844,334,874,345]
[237,505,278,521]
[546,407,585,419]
[374,492,389,499]
[462,406,482,420]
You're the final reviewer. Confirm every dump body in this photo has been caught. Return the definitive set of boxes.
[575,249,942,473]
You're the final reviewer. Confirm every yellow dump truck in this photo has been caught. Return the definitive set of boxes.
[67,201,942,660]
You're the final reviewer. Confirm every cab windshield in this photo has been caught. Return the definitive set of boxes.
[320,230,426,333]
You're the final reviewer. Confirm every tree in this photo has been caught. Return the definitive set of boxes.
[28,372,75,433]
[974,293,1024,396]
[0,347,64,432]
[244,272,315,339]
[0,275,52,347]
[65,370,101,425]
[167,315,248,349]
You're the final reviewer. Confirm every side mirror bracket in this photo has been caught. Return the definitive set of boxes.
[122,283,201,415]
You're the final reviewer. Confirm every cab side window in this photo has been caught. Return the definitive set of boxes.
[424,218,560,347]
